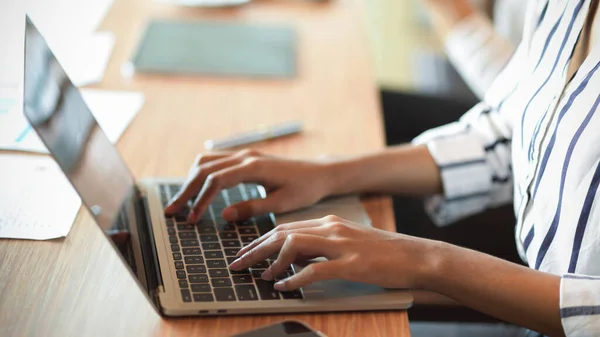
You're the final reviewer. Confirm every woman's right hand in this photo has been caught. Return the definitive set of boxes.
[164,149,337,224]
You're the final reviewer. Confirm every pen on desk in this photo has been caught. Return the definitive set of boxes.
[204,121,303,150]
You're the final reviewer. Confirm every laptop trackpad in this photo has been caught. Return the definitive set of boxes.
[275,195,372,227]
[293,260,388,300]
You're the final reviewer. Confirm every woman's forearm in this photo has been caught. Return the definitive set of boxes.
[420,242,564,336]
[325,144,443,197]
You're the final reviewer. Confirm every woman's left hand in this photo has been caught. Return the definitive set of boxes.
[229,215,437,291]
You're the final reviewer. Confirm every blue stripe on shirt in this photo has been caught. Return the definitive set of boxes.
[524,226,535,252]
[533,61,600,198]
[561,305,600,318]
[568,160,600,273]
[534,1,569,71]
[521,0,585,148]
[535,88,600,270]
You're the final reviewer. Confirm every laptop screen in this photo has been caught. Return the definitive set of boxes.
[22,18,145,285]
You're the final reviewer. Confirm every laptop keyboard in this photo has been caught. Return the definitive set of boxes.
[159,183,304,303]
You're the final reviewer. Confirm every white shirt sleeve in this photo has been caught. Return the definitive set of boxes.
[561,274,600,336]
[412,1,544,227]
[444,12,516,99]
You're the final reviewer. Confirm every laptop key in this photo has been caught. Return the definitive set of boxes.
[193,293,214,302]
[231,269,250,275]
[214,288,236,302]
[184,256,204,264]
[241,236,258,244]
[174,261,184,269]
[188,274,209,283]
[181,289,192,302]
[197,226,216,234]
[226,257,237,265]
[178,280,189,288]
[220,232,238,240]
[176,270,187,279]
[202,243,220,250]
[167,227,176,235]
[207,260,227,269]
[173,252,182,260]
[191,284,211,293]
[205,251,224,259]
[171,244,180,252]
[251,269,265,278]
[235,285,259,301]
[281,290,303,299]
[252,261,269,269]
[199,235,219,242]
[255,279,280,300]
[181,239,200,247]
[238,227,257,235]
[232,275,253,284]
[218,223,236,232]
[179,232,197,239]
[187,265,207,274]
[236,220,254,227]
[211,278,232,287]
[222,240,241,248]
[209,269,229,278]
[182,248,201,255]
[166,219,175,227]
[224,248,240,256]
[169,236,178,244]
[255,215,275,236]
[177,224,194,231]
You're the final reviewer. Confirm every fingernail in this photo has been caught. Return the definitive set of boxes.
[229,258,241,270]
[187,211,196,224]
[222,207,238,222]
[261,269,273,281]
[274,281,285,291]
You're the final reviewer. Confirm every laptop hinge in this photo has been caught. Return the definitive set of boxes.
[134,188,164,300]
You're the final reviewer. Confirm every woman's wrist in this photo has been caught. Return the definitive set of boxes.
[410,238,449,290]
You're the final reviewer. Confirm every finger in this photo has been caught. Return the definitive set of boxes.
[231,227,332,270]
[274,260,345,291]
[236,218,328,257]
[261,234,341,281]
[164,155,243,214]
[187,152,231,175]
[188,160,266,223]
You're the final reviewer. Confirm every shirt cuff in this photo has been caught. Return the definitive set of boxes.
[413,128,492,226]
[560,274,600,336]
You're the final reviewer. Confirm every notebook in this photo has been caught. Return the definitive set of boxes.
[130,20,297,78]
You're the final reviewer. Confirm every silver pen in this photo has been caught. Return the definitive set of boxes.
[204,121,303,150]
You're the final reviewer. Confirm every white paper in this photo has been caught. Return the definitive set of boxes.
[0,89,145,153]
[0,155,81,240]
[61,32,115,87]
[0,0,115,87]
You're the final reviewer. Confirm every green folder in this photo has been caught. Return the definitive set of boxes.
[131,19,297,78]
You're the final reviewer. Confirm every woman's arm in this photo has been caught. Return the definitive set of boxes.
[423,241,563,336]
[230,216,565,337]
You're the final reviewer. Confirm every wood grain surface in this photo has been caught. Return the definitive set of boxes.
[0,0,411,335]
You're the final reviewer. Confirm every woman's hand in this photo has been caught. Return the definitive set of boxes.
[229,215,437,291]
[164,149,336,223]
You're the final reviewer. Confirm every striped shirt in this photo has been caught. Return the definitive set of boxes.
[413,0,600,335]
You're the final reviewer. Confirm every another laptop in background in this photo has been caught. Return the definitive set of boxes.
[23,17,412,316]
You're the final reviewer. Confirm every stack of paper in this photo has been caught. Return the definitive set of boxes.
[0,155,81,240]
[0,89,145,153]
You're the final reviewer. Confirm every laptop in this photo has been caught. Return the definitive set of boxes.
[22,17,413,316]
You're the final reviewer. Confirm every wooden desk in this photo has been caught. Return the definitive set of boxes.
[0,0,410,336]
